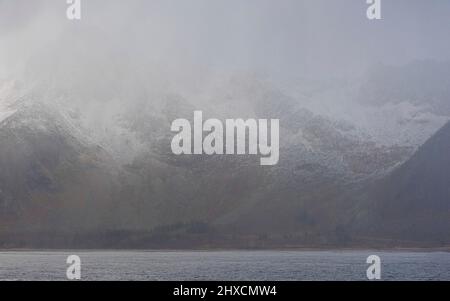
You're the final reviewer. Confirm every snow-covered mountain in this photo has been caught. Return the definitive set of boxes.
[1,59,449,247]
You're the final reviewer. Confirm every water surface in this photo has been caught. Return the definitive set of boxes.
[1,251,449,281]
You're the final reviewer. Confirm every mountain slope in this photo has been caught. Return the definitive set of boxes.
[0,100,120,239]
[359,121,450,244]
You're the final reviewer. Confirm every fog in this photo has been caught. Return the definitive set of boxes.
[1,1,450,249]
[0,0,450,140]
[1,0,450,83]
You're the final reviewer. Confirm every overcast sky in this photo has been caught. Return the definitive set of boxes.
[0,0,449,83]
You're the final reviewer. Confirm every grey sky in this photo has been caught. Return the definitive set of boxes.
[0,0,449,82]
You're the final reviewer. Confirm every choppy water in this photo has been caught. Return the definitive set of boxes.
[0,250,449,281]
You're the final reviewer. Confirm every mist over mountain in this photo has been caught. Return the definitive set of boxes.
[1,67,448,248]
[0,1,449,248]
[360,61,450,115]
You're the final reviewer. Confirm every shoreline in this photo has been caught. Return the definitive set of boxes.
[1,247,450,253]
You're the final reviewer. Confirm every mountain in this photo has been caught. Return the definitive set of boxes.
[356,121,450,245]
[0,71,448,248]
[0,98,121,243]
[353,60,450,148]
